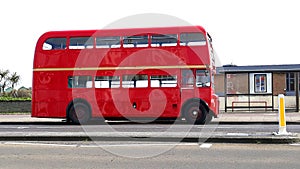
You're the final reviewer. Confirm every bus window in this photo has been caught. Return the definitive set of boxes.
[69,37,94,49]
[95,76,120,88]
[122,75,148,88]
[181,70,194,88]
[43,38,67,50]
[151,34,177,47]
[150,75,177,87]
[68,76,92,88]
[196,70,210,87]
[180,32,206,46]
[96,36,121,48]
[123,35,148,48]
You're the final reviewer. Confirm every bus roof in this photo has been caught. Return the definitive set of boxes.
[40,26,207,38]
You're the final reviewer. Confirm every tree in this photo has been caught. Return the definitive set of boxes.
[0,70,21,95]
[9,72,20,89]
[0,69,10,94]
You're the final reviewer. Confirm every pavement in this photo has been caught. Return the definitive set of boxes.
[214,111,300,123]
[0,111,300,143]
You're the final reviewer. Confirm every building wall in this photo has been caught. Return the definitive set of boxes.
[215,74,224,96]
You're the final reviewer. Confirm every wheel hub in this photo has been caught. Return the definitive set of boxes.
[192,110,198,116]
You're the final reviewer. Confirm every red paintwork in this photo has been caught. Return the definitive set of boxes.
[32,26,219,119]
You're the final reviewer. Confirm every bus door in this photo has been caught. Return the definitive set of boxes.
[180,69,195,102]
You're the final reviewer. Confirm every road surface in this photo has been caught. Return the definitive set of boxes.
[0,142,299,169]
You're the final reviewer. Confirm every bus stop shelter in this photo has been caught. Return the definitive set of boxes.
[218,64,300,112]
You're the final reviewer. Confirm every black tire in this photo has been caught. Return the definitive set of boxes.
[68,102,91,124]
[183,101,207,124]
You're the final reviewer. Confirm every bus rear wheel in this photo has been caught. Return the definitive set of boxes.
[184,101,207,125]
[68,102,91,124]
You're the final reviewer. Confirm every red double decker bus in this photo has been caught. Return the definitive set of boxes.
[32,26,219,124]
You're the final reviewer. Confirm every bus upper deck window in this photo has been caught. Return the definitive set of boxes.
[43,38,67,50]
[69,37,94,49]
[151,34,177,47]
[180,33,206,46]
[123,35,148,48]
[96,36,121,48]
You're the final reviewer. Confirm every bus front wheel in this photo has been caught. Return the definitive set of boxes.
[68,101,91,124]
[184,101,207,125]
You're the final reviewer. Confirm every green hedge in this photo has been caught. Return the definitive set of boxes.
[0,97,31,102]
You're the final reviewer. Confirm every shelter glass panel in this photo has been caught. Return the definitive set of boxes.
[226,73,249,94]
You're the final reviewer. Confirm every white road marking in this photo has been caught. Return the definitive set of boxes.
[227,133,249,136]
[199,143,212,149]
[2,142,78,147]
[289,143,300,146]
[82,143,199,148]
[1,142,200,148]
[17,127,30,129]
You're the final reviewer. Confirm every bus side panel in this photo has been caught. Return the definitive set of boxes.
[152,88,180,118]
[211,94,219,116]
[32,71,68,118]
[196,88,219,117]
[32,89,67,118]
[34,50,68,69]
[179,46,210,66]
[32,100,66,118]
[94,89,122,118]
[93,87,180,119]
[114,88,180,118]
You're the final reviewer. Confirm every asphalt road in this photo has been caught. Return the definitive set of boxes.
[1,122,300,134]
[0,142,299,169]
[1,122,299,143]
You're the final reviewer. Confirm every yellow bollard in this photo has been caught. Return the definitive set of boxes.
[274,94,291,135]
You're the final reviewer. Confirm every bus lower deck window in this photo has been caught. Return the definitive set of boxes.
[196,70,210,87]
[95,76,120,88]
[68,76,92,88]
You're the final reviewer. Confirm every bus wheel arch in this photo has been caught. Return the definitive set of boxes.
[181,98,209,124]
[67,99,92,124]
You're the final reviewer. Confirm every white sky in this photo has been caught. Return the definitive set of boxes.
[0,0,299,88]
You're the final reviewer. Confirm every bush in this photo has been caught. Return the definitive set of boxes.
[1,88,32,99]
[17,89,32,98]
[0,96,31,101]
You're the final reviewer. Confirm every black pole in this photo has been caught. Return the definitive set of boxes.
[272,73,274,111]
[224,73,227,112]
[296,72,299,112]
[248,73,250,111]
